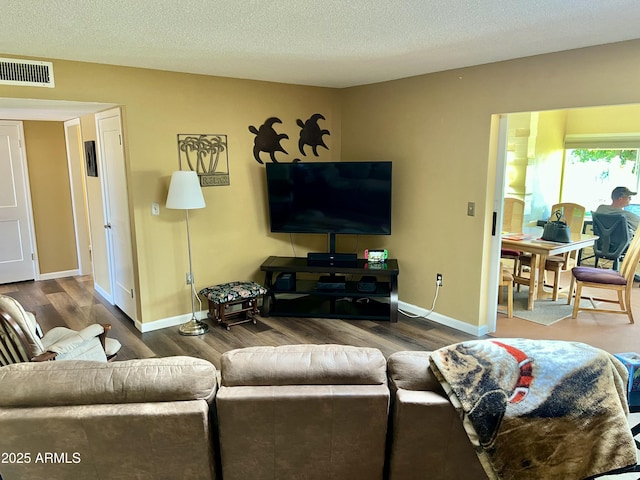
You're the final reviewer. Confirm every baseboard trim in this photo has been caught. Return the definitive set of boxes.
[398,300,488,337]
[38,269,80,281]
[135,310,208,333]
[94,284,112,304]
[137,301,488,336]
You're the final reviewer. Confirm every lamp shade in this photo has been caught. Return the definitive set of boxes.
[166,171,206,210]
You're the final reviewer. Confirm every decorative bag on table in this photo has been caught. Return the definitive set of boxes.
[541,210,571,243]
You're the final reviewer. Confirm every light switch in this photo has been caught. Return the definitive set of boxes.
[151,202,160,216]
[467,202,475,216]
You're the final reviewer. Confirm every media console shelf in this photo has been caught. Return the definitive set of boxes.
[260,256,399,322]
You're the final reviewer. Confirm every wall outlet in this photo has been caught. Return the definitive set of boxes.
[151,202,160,216]
[186,273,193,285]
[436,273,443,287]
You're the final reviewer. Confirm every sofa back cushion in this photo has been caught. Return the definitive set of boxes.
[0,356,217,407]
[217,344,389,480]
[387,350,443,392]
[221,344,387,386]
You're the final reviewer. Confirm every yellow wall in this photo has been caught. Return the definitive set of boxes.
[526,110,568,223]
[3,39,640,330]
[22,121,78,274]
[506,104,640,226]
[566,104,640,135]
[0,58,342,324]
[339,39,640,330]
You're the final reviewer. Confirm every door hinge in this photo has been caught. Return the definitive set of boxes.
[130,288,134,298]
[31,253,35,260]
[119,134,122,145]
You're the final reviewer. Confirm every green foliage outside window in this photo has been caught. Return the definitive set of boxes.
[571,149,638,165]
[570,149,638,177]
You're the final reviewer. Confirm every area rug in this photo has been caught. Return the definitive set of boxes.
[500,290,592,326]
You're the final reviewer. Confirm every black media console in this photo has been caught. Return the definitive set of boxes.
[260,256,399,322]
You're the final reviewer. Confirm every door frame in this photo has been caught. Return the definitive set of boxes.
[486,114,510,333]
[63,118,92,276]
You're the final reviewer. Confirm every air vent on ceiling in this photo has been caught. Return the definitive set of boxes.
[0,57,54,88]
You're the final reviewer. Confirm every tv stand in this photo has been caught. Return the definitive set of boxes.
[260,256,399,322]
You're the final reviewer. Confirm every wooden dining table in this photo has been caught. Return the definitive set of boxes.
[501,230,598,310]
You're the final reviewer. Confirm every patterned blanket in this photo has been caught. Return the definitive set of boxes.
[429,339,637,480]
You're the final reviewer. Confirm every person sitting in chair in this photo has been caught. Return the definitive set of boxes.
[596,186,640,236]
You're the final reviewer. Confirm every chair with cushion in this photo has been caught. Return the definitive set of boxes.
[518,202,586,300]
[501,197,525,273]
[0,294,121,365]
[590,212,631,271]
[498,261,514,318]
[568,229,640,323]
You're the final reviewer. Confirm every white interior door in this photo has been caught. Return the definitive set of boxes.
[96,108,137,320]
[0,121,37,284]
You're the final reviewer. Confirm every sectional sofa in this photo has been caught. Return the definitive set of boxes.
[0,344,485,480]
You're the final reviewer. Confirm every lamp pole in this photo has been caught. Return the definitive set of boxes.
[166,170,209,336]
[179,207,209,335]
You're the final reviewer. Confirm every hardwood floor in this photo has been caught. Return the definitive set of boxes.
[494,268,640,354]
[0,275,481,369]
[5,274,640,369]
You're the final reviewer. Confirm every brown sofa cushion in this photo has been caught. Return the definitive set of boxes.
[387,350,443,392]
[221,344,387,386]
[0,356,217,407]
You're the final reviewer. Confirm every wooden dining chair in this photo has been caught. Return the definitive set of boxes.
[542,203,586,299]
[567,229,640,323]
[501,197,525,274]
[519,202,586,300]
[498,261,514,318]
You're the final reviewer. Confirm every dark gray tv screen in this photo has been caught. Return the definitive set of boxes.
[265,161,392,235]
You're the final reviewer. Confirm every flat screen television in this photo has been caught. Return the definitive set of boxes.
[265,161,392,240]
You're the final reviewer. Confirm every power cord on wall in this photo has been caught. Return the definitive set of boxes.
[289,233,297,257]
[398,278,441,319]
[192,282,202,318]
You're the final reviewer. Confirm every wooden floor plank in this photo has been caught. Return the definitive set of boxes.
[4,273,640,362]
[0,276,483,367]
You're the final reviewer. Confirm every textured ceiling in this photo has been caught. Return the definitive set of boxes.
[2,0,640,90]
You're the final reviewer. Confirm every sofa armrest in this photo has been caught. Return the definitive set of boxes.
[0,356,217,407]
[41,324,105,354]
[30,351,58,362]
[387,389,486,480]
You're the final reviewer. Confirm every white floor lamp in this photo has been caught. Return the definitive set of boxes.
[166,170,209,336]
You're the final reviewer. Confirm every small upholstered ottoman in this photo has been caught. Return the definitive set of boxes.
[199,281,267,330]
